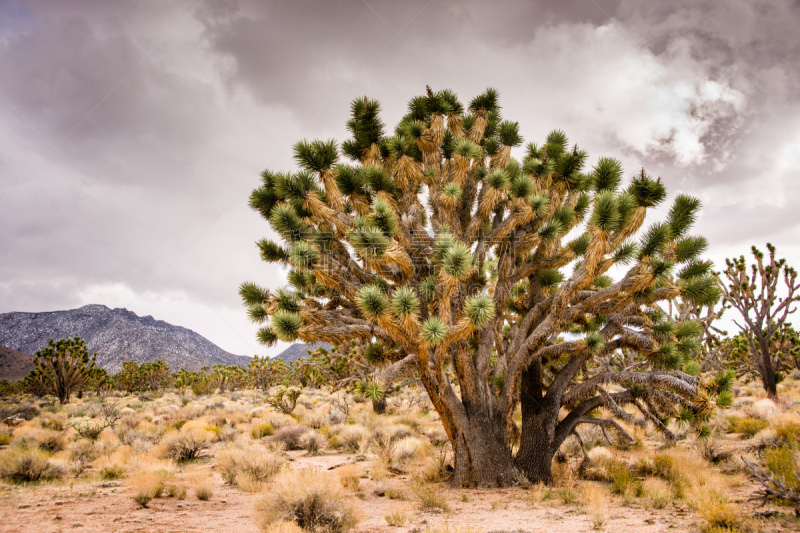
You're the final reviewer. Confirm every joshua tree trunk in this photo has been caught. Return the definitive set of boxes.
[450,407,520,488]
[371,397,387,414]
[515,361,558,484]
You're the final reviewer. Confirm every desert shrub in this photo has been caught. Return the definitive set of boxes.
[765,447,800,490]
[218,426,239,443]
[299,430,325,454]
[67,418,112,441]
[166,484,187,499]
[690,489,747,533]
[608,460,642,498]
[580,482,609,530]
[391,436,427,464]
[337,464,361,492]
[411,478,449,511]
[775,422,800,447]
[270,425,309,451]
[0,448,63,483]
[422,447,453,483]
[129,471,165,508]
[100,464,125,480]
[35,430,65,452]
[254,468,358,532]
[195,483,213,501]
[384,512,409,527]
[161,428,212,462]
[40,416,65,431]
[375,424,412,444]
[336,425,369,453]
[68,438,97,463]
[266,386,302,415]
[251,423,275,439]
[0,404,40,421]
[0,433,11,446]
[218,445,285,491]
[422,426,449,446]
[263,522,304,533]
[642,477,673,509]
[727,416,768,438]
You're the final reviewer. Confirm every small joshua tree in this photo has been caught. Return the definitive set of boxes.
[265,385,302,414]
[32,337,96,404]
[295,340,415,413]
[719,244,799,400]
[242,87,724,486]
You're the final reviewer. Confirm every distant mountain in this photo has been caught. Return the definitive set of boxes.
[274,342,332,364]
[0,305,250,374]
[0,345,34,382]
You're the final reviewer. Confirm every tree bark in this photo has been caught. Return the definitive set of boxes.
[515,361,558,484]
[451,412,521,488]
[371,397,387,414]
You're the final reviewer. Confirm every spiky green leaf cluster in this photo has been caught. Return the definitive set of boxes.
[421,316,447,344]
[464,294,495,328]
[356,285,389,318]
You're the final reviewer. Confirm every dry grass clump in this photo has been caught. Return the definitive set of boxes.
[129,471,166,508]
[218,444,286,491]
[195,482,213,501]
[688,487,748,533]
[254,467,358,532]
[336,464,361,492]
[334,424,370,453]
[384,511,410,526]
[0,448,63,483]
[100,464,125,480]
[390,436,428,464]
[161,427,213,462]
[642,477,673,509]
[580,481,609,530]
[299,430,325,454]
[262,522,305,533]
[270,425,309,450]
[422,426,449,446]
[412,477,449,511]
[34,430,65,452]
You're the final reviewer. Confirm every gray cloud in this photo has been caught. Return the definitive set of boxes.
[1,0,798,356]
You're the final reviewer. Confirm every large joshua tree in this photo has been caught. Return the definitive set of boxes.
[241,87,723,487]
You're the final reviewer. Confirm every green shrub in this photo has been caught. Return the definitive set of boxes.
[726,416,768,438]
[100,465,125,480]
[608,460,643,498]
[251,423,275,439]
[775,422,800,447]
[0,433,11,446]
[765,447,800,490]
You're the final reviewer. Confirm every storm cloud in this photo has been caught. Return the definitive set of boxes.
[1,0,798,355]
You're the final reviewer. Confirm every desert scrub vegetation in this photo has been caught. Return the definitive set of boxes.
[161,427,213,462]
[0,448,63,483]
[129,470,167,508]
[218,444,285,491]
[254,467,358,532]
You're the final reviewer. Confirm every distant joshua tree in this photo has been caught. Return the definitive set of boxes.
[31,337,96,404]
[719,244,799,400]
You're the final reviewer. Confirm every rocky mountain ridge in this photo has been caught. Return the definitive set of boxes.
[0,305,249,374]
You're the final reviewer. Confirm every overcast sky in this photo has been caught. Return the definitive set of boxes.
[1,0,799,357]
